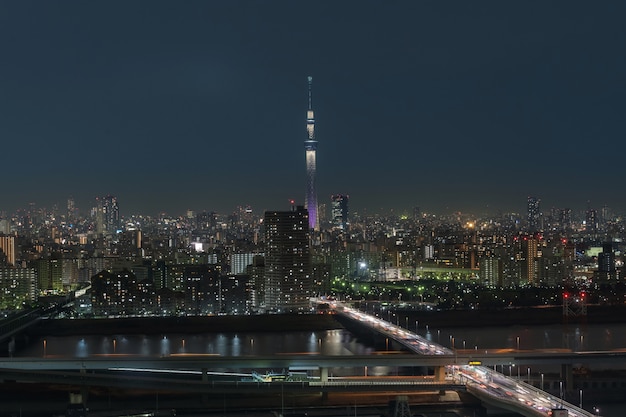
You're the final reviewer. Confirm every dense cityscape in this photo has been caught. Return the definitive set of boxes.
[2,3,626,417]
[1,66,623,318]
[0,194,624,316]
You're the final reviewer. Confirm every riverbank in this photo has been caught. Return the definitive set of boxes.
[403,304,626,329]
[29,313,344,337]
[26,304,626,337]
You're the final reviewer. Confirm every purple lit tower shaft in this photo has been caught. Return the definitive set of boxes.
[304,76,319,230]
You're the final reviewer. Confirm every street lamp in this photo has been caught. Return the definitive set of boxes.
[527,367,531,383]
[540,373,544,390]
[43,339,47,357]
[516,336,520,351]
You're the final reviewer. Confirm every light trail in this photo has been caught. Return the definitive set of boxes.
[325,299,598,417]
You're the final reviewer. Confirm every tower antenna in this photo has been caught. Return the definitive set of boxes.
[304,75,318,231]
[308,76,313,110]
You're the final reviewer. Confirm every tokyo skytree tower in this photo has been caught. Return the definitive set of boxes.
[304,76,318,231]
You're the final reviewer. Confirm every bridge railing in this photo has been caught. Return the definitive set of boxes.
[482,367,595,417]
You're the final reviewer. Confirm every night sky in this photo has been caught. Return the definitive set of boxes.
[1,1,625,217]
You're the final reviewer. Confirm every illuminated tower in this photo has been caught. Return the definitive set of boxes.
[304,76,319,231]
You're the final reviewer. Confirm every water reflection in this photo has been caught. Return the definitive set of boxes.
[140,337,150,356]
[160,336,170,356]
[75,338,87,358]
[15,329,371,359]
[15,323,626,359]
[423,323,626,352]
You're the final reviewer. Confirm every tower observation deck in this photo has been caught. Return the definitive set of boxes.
[305,76,318,231]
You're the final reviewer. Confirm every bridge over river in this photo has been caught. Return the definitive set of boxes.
[331,300,601,417]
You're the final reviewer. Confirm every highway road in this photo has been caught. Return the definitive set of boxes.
[331,299,598,417]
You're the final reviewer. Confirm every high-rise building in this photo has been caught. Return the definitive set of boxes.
[559,208,572,231]
[67,197,76,220]
[527,196,541,232]
[36,258,63,292]
[264,205,312,312]
[479,257,502,287]
[331,194,349,230]
[0,234,16,266]
[523,236,540,286]
[585,208,598,235]
[596,242,617,283]
[304,76,319,231]
[96,195,120,235]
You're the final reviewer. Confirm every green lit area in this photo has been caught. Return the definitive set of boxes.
[330,274,565,309]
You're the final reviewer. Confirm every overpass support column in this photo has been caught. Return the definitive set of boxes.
[434,366,446,382]
[561,363,573,391]
[79,368,88,405]
[319,367,329,403]
[201,368,209,403]
[320,367,328,383]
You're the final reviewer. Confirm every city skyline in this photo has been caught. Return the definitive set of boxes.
[1,2,625,216]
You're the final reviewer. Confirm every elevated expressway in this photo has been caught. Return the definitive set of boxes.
[333,301,599,417]
[0,303,616,416]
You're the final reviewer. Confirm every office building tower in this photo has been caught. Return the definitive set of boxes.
[304,76,319,231]
[527,196,541,232]
[96,195,120,235]
[559,208,572,231]
[331,194,349,230]
[596,242,617,283]
[0,234,16,266]
[585,208,598,234]
[67,197,76,220]
[264,205,312,312]
[413,207,421,221]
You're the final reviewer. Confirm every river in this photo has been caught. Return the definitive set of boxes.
[12,319,626,416]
